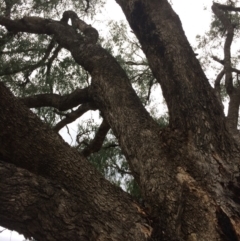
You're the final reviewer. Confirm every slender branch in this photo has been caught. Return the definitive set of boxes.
[214,69,225,110]
[231,67,240,74]
[128,38,142,50]
[125,61,148,66]
[66,124,74,144]
[76,130,91,146]
[84,0,90,13]
[211,55,225,65]
[45,45,62,92]
[109,163,132,175]
[0,37,56,76]
[146,77,154,102]
[53,102,97,132]
[212,3,234,94]
[130,67,150,81]
[214,69,225,91]
[212,3,240,131]
[81,119,110,157]
[0,16,54,34]
[212,55,240,74]
[213,2,240,12]
[103,143,119,149]
[53,109,67,116]
[19,87,91,110]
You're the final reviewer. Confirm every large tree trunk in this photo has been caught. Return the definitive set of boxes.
[0,1,240,241]
[115,1,240,239]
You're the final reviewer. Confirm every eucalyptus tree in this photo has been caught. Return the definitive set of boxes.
[0,0,240,241]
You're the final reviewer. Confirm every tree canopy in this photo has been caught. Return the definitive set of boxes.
[0,0,240,240]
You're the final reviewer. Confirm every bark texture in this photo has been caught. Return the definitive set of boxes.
[0,83,150,241]
[0,1,240,241]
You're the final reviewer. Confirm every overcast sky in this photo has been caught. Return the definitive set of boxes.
[0,0,213,240]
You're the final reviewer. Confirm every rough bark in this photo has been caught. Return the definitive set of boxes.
[0,1,240,241]
[0,83,150,241]
[19,87,91,111]
[114,1,240,240]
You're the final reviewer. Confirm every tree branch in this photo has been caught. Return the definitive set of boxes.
[214,69,225,110]
[81,119,110,157]
[213,2,240,12]
[19,87,91,110]
[212,3,234,94]
[61,10,98,44]
[211,3,240,131]
[212,55,240,74]
[146,77,154,102]
[0,16,55,34]
[211,56,240,74]
[53,102,97,132]
[0,37,56,77]
[211,55,225,65]
[84,0,90,13]
[109,162,132,175]
[214,69,225,92]
[45,44,62,92]
[125,61,148,66]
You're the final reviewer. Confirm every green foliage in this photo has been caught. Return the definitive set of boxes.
[0,0,168,196]
[154,114,169,128]
[75,119,131,184]
[88,140,142,198]
[125,178,141,198]
[0,0,105,19]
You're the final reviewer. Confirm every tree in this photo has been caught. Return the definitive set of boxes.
[0,0,240,240]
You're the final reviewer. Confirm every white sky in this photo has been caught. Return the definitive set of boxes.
[0,0,214,240]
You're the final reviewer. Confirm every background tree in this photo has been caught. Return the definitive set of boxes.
[196,0,240,133]
[0,0,240,241]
